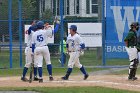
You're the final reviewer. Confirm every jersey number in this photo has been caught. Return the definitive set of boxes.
[37,34,44,42]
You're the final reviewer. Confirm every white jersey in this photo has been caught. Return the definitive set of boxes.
[27,31,34,47]
[67,33,84,51]
[32,28,53,47]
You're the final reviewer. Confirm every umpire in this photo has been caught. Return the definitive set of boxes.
[124,22,139,81]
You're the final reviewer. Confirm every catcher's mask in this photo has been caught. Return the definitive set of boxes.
[130,22,140,31]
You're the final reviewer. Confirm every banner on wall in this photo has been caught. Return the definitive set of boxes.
[68,23,102,47]
[106,0,140,58]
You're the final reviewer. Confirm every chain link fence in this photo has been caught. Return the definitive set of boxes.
[0,0,107,69]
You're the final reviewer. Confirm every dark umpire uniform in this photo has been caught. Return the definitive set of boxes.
[124,22,139,81]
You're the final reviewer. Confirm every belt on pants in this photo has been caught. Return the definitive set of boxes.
[29,45,47,48]
[25,46,32,48]
[68,50,80,52]
[38,45,47,47]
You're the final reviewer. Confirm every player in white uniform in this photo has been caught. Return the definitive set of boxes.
[61,25,89,80]
[21,20,38,81]
[32,21,59,83]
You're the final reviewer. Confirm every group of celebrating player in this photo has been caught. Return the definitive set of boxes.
[21,19,89,83]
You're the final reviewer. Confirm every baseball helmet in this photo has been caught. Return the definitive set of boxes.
[36,21,44,29]
[30,25,37,31]
[130,22,140,31]
[69,25,77,31]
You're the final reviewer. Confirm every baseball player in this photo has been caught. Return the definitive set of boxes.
[32,21,59,83]
[21,20,38,82]
[61,25,89,80]
[137,31,140,62]
[124,22,139,81]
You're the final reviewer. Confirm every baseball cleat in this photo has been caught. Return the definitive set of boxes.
[39,78,43,83]
[61,76,68,80]
[21,77,28,82]
[84,74,89,80]
[34,76,39,81]
[49,76,54,81]
[128,77,138,81]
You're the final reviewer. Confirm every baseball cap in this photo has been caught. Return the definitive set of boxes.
[69,25,77,31]
[36,21,44,29]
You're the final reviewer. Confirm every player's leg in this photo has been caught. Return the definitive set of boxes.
[43,46,53,81]
[75,57,89,80]
[128,58,138,80]
[21,47,30,81]
[28,48,38,81]
[62,52,77,80]
[35,48,43,83]
[126,47,138,80]
[33,57,38,81]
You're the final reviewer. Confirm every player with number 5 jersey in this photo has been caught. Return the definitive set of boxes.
[31,20,59,83]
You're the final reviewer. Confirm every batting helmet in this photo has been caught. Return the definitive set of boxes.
[130,22,140,31]
[69,25,77,31]
[36,21,44,29]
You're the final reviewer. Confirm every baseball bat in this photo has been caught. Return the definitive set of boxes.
[29,55,34,83]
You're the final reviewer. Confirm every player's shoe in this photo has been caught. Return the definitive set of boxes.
[38,78,43,83]
[21,77,28,82]
[61,76,68,80]
[84,74,89,80]
[34,76,39,81]
[49,76,54,81]
[128,77,138,81]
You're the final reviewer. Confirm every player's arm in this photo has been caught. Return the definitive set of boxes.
[53,23,59,33]
[80,43,85,49]
[77,36,85,50]
[28,25,37,35]
[28,27,32,35]
[66,38,69,53]
[31,34,35,53]
[66,43,69,54]
[32,44,35,53]
[53,17,60,33]
[124,32,134,47]
[44,23,60,38]
[77,36,85,56]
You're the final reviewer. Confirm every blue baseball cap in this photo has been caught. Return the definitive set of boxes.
[69,25,77,31]
[36,21,44,29]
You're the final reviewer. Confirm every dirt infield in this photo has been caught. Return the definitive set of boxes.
[0,75,140,92]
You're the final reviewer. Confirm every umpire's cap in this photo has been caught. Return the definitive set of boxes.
[69,25,77,31]
[36,21,44,29]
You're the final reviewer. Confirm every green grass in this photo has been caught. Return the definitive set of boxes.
[0,67,107,77]
[0,50,139,93]
[111,67,140,75]
[0,86,139,93]
[0,49,129,69]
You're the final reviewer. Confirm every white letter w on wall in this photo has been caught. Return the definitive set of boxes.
[110,6,140,42]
